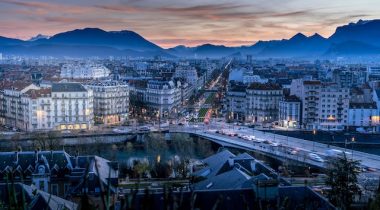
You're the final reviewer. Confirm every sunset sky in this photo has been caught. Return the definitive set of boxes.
[0,0,379,48]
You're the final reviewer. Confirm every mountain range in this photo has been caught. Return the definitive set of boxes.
[0,19,380,58]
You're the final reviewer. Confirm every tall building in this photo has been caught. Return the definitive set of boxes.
[367,66,380,81]
[51,83,93,130]
[145,80,181,117]
[21,88,54,131]
[0,82,40,129]
[1,82,94,131]
[86,80,129,125]
[332,68,367,88]
[348,84,379,131]
[60,64,110,79]
[246,83,282,124]
[174,66,198,85]
[226,82,247,122]
[278,95,301,128]
[290,79,349,130]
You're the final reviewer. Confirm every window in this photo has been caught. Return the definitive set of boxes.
[39,180,45,190]
[64,184,70,193]
[51,184,58,195]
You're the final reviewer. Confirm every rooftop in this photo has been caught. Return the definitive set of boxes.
[23,88,52,99]
[51,83,87,92]
[247,82,282,90]
[283,95,301,102]
[303,80,321,85]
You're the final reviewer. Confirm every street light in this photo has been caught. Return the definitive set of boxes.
[312,129,316,151]
[351,136,355,159]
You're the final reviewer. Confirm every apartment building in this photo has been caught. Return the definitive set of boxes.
[278,95,301,128]
[174,66,198,85]
[146,80,181,117]
[21,88,53,131]
[86,80,129,125]
[0,82,40,129]
[1,82,94,131]
[246,83,282,124]
[290,79,349,130]
[348,85,379,131]
[60,63,110,79]
[226,82,247,122]
[51,83,93,130]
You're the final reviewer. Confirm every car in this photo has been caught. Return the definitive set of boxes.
[178,122,184,126]
[61,130,71,134]
[270,142,280,147]
[308,153,325,162]
[139,126,150,132]
[325,149,351,158]
[263,140,272,144]
[290,150,298,155]
[366,167,377,172]
[113,128,131,134]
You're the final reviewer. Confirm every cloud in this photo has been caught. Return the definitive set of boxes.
[94,4,142,13]
[0,0,379,47]
[0,0,52,9]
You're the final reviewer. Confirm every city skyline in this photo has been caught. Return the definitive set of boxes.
[1,0,380,48]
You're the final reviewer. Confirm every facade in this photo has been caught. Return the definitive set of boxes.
[367,66,380,81]
[348,102,378,131]
[291,79,349,130]
[348,85,379,131]
[246,83,282,124]
[226,82,247,122]
[278,95,301,128]
[51,83,93,130]
[174,66,198,85]
[0,82,40,129]
[86,80,129,125]
[145,80,181,117]
[128,79,182,118]
[332,68,367,88]
[373,89,380,131]
[60,63,110,79]
[21,88,54,131]
[1,82,94,132]
[318,84,349,130]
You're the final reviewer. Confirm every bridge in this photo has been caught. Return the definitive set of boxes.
[167,124,380,172]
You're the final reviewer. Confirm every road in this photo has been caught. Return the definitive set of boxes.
[167,122,380,174]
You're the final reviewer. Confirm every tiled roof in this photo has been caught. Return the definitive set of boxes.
[23,88,52,99]
[52,83,87,92]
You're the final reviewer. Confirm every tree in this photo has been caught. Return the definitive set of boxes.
[133,162,150,178]
[10,133,21,151]
[325,154,362,210]
[46,131,60,150]
[369,180,380,210]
